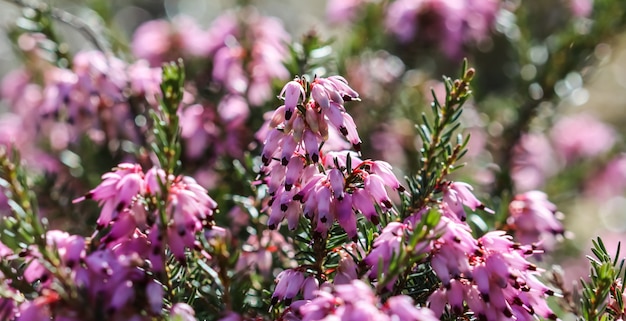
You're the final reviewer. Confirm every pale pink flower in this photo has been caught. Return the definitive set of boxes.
[508,191,564,247]
[272,269,307,305]
[585,153,626,199]
[569,0,594,17]
[74,163,144,228]
[442,181,493,221]
[428,231,557,321]
[550,113,616,164]
[170,303,197,321]
[326,0,367,24]
[299,280,437,321]
[364,222,406,286]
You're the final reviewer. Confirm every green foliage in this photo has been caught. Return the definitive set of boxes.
[405,61,474,217]
[151,60,185,176]
[580,237,626,321]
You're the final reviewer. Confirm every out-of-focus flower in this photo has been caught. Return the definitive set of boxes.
[170,303,197,321]
[236,230,293,277]
[385,0,500,58]
[385,295,439,321]
[16,230,163,320]
[326,0,368,25]
[334,243,364,285]
[0,50,163,165]
[132,15,211,66]
[508,191,564,248]
[585,153,626,199]
[569,0,594,17]
[550,113,616,164]
[205,10,290,106]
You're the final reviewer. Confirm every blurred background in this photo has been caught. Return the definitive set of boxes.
[0,0,625,294]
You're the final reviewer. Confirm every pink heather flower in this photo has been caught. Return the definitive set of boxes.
[261,76,360,166]
[429,216,478,287]
[264,151,402,236]
[334,243,364,285]
[385,295,439,321]
[441,181,493,222]
[75,164,218,267]
[428,231,557,321]
[162,174,218,261]
[550,113,616,164]
[74,163,144,228]
[326,0,367,24]
[298,280,437,321]
[272,269,307,305]
[170,303,197,321]
[260,77,401,236]
[131,16,211,66]
[569,0,594,17]
[585,153,626,199]
[508,191,564,247]
[280,80,306,121]
[364,222,406,285]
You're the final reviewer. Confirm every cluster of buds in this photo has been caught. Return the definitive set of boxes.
[74,163,218,265]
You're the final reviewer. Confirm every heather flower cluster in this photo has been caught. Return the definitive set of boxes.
[13,230,162,320]
[0,50,161,170]
[428,231,557,320]
[259,76,403,237]
[74,163,217,264]
[133,10,290,106]
[327,0,501,59]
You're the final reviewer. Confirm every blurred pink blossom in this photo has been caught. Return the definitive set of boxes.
[585,153,626,199]
[569,0,594,17]
[550,113,616,164]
